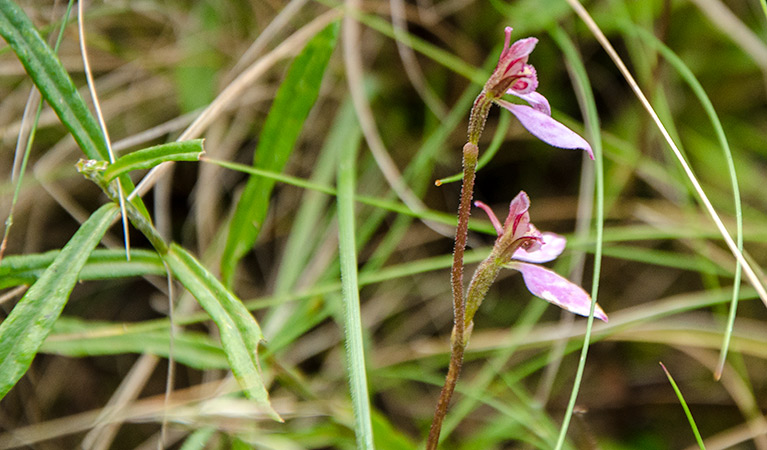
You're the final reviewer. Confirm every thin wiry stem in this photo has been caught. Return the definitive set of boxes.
[77,0,130,261]
[426,142,477,450]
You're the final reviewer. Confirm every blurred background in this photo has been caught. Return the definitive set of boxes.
[1,0,766,448]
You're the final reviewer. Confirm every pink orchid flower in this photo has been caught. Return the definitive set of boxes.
[486,27,594,159]
[475,191,608,322]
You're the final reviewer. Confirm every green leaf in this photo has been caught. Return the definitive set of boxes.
[102,139,205,182]
[0,203,119,401]
[164,243,281,421]
[220,21,339,285]
[41,317,228,370]
[0,0,105,160]
[0,248,165,289]
[0,0,149,216]
[336,98,374,448]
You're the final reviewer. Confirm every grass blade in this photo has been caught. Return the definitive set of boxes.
[41,317,228,370]
[164,243,281,421]
[102,139,205,183]
[660,362,707,449]
[336,103,375,448]
[632,27,743,381]
[0,249,165,289]
[0,203,119,401]
[564,0,767,306]
[220,21,339,285]
[548,24,605,450]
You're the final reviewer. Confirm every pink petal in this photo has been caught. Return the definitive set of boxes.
[499,27,514,60]
[512,232,565,263]
[510,262,608,322]
[495,100,594,159]
[511,91,551,116]
[507,37,538,61]
[475,200,504,235]
[498,38,538,78]
[505,191,530,235]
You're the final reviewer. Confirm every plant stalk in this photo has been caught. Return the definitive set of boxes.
[426,91,492,449]
[426,142,477,449]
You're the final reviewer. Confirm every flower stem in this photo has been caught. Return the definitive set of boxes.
[426,141,478,449]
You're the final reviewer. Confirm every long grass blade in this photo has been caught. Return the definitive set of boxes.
[220,21,339,285]
[563,0,767,308]
[0,203,119,401]
[631,28,743,380]
[660,362,707,449]
[547,24,605,450]
[336,106,375,448]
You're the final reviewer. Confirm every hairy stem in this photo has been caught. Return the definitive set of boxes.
[426,141,478,449]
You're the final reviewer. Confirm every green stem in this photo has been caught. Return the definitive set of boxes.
[467,93,491,146]
[78,162,168,254]
[463,254,503,334]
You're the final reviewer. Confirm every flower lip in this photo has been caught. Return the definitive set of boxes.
[496,100,595,159]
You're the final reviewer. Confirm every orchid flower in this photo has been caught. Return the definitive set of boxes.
[473,191,608,322]
[484,27,594,159]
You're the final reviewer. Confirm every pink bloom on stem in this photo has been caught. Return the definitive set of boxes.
[489,27,594,160]
[475,192,608,322]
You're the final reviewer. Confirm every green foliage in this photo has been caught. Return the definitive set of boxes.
[164,244,280,420]
[220,20,340,285]
[101,139,204,182]
[1,0,766,448]
[0,0,106,160]
[0,204,119,401]
[42,317,228,370]
[0,248,166,288]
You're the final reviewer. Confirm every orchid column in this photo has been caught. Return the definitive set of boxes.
[427,27,603,449]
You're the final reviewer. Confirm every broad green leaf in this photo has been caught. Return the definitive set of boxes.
[164,243,281,421]
[220,21,339,285]
[41,317,228,370]
[102,139,205,182]
[0,203,119,401]
[0,248,165,289]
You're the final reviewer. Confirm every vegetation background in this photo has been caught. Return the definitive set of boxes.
[1,0,766,448]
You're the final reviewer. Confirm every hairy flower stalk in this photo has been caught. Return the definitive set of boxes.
[427,27,599,449]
